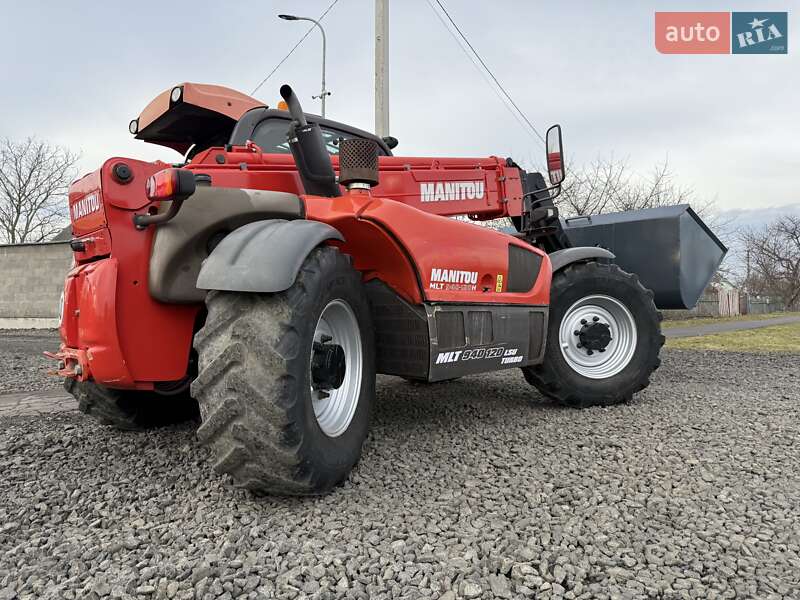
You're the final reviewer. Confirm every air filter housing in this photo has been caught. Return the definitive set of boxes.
[339,139,379,187]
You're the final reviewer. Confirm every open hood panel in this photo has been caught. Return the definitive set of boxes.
[133,83,265,154]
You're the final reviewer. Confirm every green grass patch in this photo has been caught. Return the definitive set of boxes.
[662,312,800,329]
[667,321,800,353]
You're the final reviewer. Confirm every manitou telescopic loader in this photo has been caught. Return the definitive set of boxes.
[49,83,723,495]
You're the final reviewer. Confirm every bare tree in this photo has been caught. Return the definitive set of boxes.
[551,155,734,248]
[613,160,689,212]
[741,216,800,310]
[556,156,717,217]
[558,156,627,217]
[0,137,80,244]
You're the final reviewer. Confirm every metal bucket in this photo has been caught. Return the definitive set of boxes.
[561,204,727,309]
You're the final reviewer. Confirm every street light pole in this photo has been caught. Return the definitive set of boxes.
[278,14,330,117]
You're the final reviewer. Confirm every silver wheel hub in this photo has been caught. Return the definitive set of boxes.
[310,299,363,437]
[558,294,637,379]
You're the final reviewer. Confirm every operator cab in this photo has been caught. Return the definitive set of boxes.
[130,82,392,159]
[229,108,393,157]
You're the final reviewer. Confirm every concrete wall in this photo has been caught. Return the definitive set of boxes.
[0,242,72,321]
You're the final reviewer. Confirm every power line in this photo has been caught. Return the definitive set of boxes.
[433,0,546,145]
[423,0,537,143]
[251,0,341,96]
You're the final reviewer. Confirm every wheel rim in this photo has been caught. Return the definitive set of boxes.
[558,294,637,379]
[310,299,363,437]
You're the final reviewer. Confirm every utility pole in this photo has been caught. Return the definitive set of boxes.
[375,0,389,137]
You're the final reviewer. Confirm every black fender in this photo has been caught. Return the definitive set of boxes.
[549,247,615,273]
[196,219,344,293]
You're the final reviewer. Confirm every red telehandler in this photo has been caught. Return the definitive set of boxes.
[50,82,666,495]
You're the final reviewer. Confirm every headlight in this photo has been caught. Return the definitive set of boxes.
[170,86,183,103]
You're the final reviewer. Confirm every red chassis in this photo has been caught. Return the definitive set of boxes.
[53,150,550,389]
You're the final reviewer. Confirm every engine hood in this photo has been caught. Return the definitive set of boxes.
[131,82,265,154]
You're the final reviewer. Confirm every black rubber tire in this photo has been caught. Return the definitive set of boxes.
[191,247,375,496]
[522,261,664,408]
[66,378,198,430]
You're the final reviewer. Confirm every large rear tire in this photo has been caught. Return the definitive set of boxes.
[191,247,375,495]
[66,379,198,430]
[523,261,663,408]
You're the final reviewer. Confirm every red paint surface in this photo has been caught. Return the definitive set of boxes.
[56,149,547,389]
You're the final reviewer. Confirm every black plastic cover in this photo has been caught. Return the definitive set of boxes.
[287,123,341,197]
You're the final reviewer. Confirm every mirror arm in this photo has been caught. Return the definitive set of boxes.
[523,183,562,201]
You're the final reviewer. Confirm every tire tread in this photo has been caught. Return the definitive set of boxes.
[191,247,370,495]
[523,261,664,408]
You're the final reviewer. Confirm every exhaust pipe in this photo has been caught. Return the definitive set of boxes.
[279,84,307,127]
[279,84,340,198]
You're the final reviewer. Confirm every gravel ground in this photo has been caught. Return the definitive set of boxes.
[1,339,799,599]
[0,329,61,394]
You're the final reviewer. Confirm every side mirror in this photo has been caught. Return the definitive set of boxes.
[382,136,399,150]
[546,124,565,186]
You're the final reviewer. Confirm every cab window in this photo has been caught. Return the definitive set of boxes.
[250,119,384,155]
[250,119,291,153]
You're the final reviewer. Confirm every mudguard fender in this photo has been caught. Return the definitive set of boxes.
[549,247,615,273]
[196,219,344,293]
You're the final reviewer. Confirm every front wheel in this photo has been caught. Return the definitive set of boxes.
[191,246,375,495]
[523,261,663,408]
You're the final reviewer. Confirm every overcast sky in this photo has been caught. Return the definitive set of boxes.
[0,1,796,211]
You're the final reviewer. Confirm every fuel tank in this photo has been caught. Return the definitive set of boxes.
[561,204,727,310]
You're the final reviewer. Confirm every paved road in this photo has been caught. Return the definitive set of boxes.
[0,389,76,416]
[664,315,800,339]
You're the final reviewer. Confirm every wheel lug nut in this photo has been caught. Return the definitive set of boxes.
[592,316,599,322]
[574,330,580,336]
[598,348,605,353]
[576,343,583,348]
[586,349,593,355]
[580,319,587,325]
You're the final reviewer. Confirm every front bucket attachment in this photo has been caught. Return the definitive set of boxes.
[561,204,727,309]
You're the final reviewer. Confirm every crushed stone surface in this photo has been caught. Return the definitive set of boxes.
[0,329,61,394]
[1,345,798,599]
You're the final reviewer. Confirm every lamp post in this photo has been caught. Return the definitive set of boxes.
[278,14,330,117]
